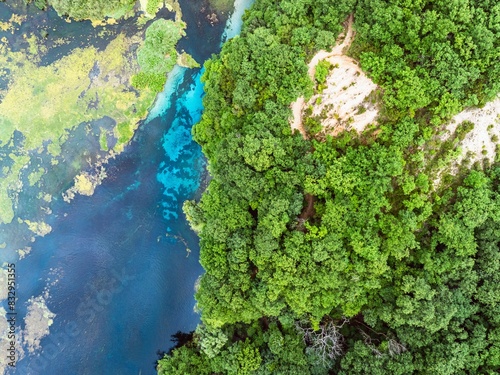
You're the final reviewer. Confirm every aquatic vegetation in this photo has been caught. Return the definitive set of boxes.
[49,0,135,20]
[0,0,200,226]
[0,12,25,32]
[207,0,235,13]
[133,19,195,93]
[146,0,161,16]
[23,220,52,237]
[0,31,156,224]
[0,1,220,373]
[0,154,29,224]
[0,33,155,146]
[177,52,201,69]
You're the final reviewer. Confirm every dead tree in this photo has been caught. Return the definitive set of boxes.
[296,318,348,368]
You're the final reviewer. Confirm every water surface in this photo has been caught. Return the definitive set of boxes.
[0,0,253,373]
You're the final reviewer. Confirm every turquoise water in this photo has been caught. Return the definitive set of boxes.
[9,68,206,375]
[0,0,253,374]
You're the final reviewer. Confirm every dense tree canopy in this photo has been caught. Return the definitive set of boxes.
[158,0,500,373]
[353,0,500,121]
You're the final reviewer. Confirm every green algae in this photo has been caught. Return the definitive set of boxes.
[208,0,235,13]
[0,31,156,224]
[23,219,52,236]
[49,0,136,22]
[99,131,108,151]
[0,153,29,224]
[0,34,155,151]
[0,1,198,226]
[28,167,46,187]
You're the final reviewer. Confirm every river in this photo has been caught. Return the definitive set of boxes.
[0,0,252,374]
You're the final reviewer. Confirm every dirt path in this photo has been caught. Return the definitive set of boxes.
[307,14,355,78]
[290,14,367,138]
[290,97,305,137]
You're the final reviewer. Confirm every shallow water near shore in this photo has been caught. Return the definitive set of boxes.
[0,0,253,373]
[10,68,206,375]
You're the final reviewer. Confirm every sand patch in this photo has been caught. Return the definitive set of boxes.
[290,14,379,139]
[308,58,378,136]
[291,97,306,136]
[443,96,500,170]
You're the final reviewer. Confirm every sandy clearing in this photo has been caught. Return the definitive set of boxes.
[311,56,378,136]
[290,96,305,137]
[428,96,500,187]
[290,14,379,139]
[289,15,500,176]
[445,96,500,168]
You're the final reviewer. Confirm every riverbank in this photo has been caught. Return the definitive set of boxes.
[0,0,245,373]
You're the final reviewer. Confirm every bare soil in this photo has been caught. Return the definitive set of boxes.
[289,14,379,138]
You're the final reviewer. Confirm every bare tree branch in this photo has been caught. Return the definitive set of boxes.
[296,318,348,368]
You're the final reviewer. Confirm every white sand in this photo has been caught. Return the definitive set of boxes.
[446,96,500,167]
[290,14,379,138]
[309,57,378,136]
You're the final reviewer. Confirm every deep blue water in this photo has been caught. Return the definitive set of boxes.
[0,0,253,374]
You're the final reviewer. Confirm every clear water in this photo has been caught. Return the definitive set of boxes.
[0,0,253,374]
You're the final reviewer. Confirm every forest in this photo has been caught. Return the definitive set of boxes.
[158,0,500,373]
